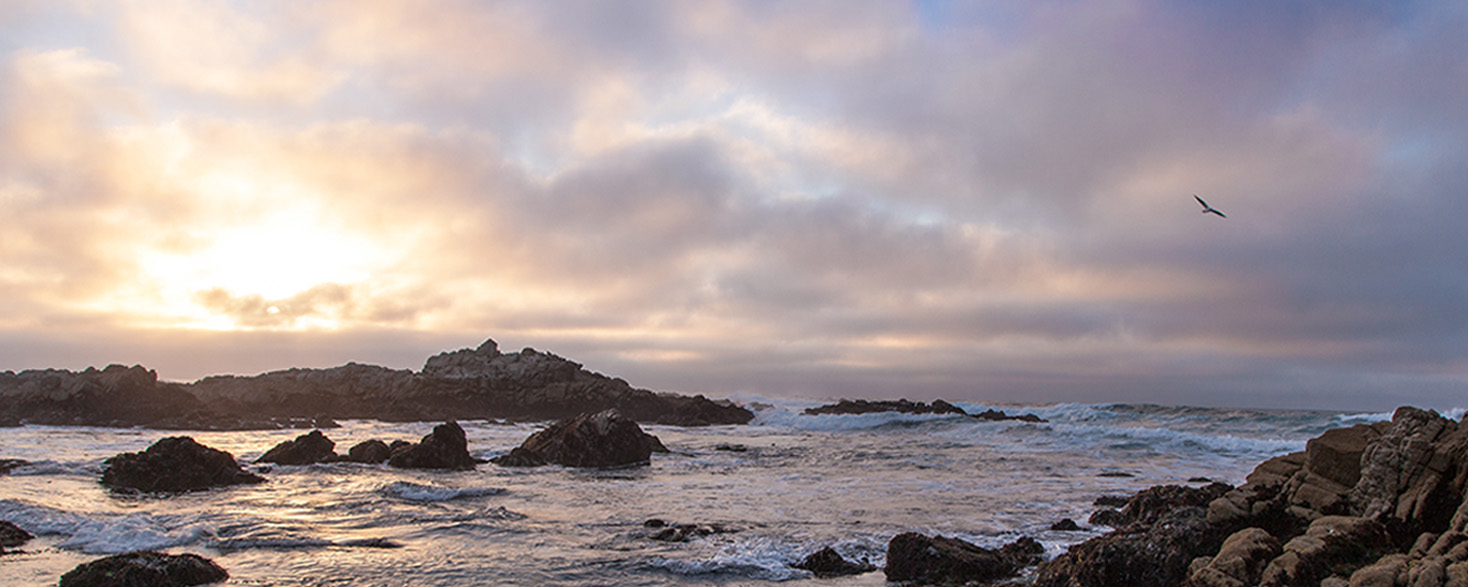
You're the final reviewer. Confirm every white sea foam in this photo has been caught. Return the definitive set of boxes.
[646,536,809,581]
[58,514,209,554]
[382,481,506,503]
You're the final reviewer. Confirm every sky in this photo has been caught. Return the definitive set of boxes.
[2,1,1465,412]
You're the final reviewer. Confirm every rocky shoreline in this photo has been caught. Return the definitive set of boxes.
[0,338,753,428]
[3,401,1465,585]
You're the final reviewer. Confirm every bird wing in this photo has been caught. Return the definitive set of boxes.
[1194,194,1208,208]
[1210,209,1227,218]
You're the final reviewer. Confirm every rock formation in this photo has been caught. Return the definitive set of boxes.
[387,421,477,470]
[257,430,337,465]
[0,338,754,427]
[0,459,28,475]
[1036,406,1468,587]
[804,398,1047,422]
[492,409,666,468]
[793,546,876,577]
[1,520,32,554]
[884,532,1044,584]
[347,439,392,464]
[59,551,228,587]
[101,436,265,493]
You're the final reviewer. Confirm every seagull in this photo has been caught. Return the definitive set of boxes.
[1194,194,1227,218]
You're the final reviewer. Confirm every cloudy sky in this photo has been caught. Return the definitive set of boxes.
[2,1,1465,411]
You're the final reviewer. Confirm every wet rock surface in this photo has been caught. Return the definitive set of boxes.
[793,546,876,577]
[257,429,337,465]
[101,436,265,493]
[492,409,665,468]
[59,550,228,587]
[803,399,1048,422]
[1038,406,1468,587]
[1,520,32,554]
[885,532,1043,584]
[387,421,477,471]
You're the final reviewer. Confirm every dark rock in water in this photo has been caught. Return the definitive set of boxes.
[491,447,546,467]
[257,430,336,465]
[713,443,748,453]
[884,533,1042,584]
[388,421,476,471]
[1097,471,1135,478]
[1093,495,1130,507]
[793,546,876,578]
[491,409,664,469]
[101,436,265,493]
[804,398,968,416]
[1190,477,1214,483]
[0,458,28,475]
[346,439,392,464]
[1089,508,1125,527]
[1051,518,1082,531]
[971,408,1049,423]
[644,521,736,542]
[59,550,228,587]
[1035,506,1227,587]
[1,520,33,551]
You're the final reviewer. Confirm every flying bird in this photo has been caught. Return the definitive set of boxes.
[1193,194,1226,218]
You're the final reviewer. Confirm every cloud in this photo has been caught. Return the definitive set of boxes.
[1,1,1466,411]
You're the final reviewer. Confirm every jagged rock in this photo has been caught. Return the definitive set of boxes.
[346,439,392,464]
[805,398,969,416]
[101,436,265,493]
[972,408,1049,422]
[1187,527,1281,587]
[1052,518,1082,531]
[1350,407,1466,537]
[0,364,208,427]
[794,546,876,577]
[257,430,336,465]
[1118,483,1235,528]
[885,533,1043,584]
[644,521,736,542]
[388,421,476,470]
[1036,507,1227,587]
[0,459,28,475]
[1090,508,1127,527]
[1347,553,1409,586]
[491,409,664,468]
[59,551,228,587]
[1257,515,1391,586]
[1,520,32,552]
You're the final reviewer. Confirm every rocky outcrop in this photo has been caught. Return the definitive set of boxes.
[347,439,392,464]
[101,436,265,493]
[803,398,1047,422]
[59,551,228,587]
[1,520,32,554]
[1041,406,1468,587]
[0,365,208,427]
[0,339,754,428]
[640,519,739,542]
[492,409,666,468]
[257,430,337,465]
[387,421,477,470]
[793,546,876,578]
[885,533,1044,584]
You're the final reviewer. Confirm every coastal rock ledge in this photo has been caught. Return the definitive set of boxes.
[0,338,754,428]
[1034,406,1468,587]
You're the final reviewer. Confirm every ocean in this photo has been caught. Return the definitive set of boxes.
[1,400,1455,586]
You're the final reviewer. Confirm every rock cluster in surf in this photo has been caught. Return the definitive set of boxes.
[0,338,754,429]
[804,398,1047,422]
[1034,406,1468,587]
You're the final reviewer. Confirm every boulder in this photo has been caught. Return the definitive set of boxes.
[1035,507,1228,587]
[387,421,476,471]
[491,409,664,468]
[1,520,33,552]
[257,430,336,465]
[101,436,265,493]
[641,519,737,542]
[1052,518,1083,531]
[793,546,876,578]
[884,533,1043,584]
[1187,527,1281,587]
[59,551,228,587]
[346,439,392,464]
[1257,516,1391,587]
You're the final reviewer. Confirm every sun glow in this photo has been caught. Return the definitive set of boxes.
[129,171,394,330]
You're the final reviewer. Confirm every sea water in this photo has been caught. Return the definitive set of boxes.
[0,400,1454,586]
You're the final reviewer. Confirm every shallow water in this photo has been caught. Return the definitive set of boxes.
[2,400,1451,586]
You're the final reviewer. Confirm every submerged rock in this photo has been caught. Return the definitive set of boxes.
[0,458,28,475]
[257,430,336,465]
[101,436,265,493]
[1,520,33,553]
[793,546,876,578]
[492,409,665,469]
[388,421,477,471]
[59,551,228,587]
[885,532,1043,584]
